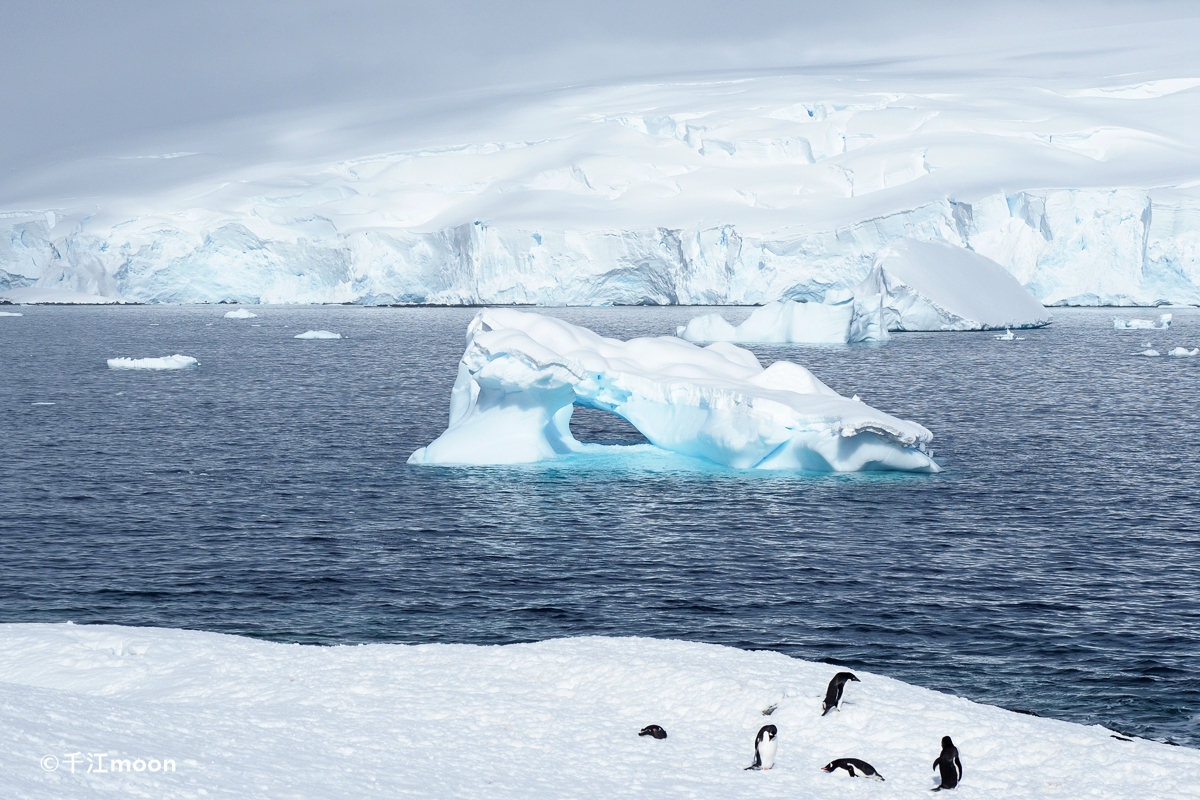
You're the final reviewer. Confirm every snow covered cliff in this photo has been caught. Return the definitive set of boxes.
[5,24,1200,306]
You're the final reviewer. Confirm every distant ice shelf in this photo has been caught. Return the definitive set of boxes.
[410,310,938,472]
[5,73,1200,307]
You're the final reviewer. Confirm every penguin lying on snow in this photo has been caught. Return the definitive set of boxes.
[745,724,778,770]
[823,757,884,780]
[638,725,667,739]
[932,736,962,791]
[822,671,860,715]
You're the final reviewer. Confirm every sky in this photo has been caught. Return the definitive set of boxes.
[3,1,1197,186]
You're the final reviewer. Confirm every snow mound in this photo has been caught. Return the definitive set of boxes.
[0,311,22,316]
[849,239,1050,331]
[223,308,257,319]
[1,623,1197,800]
[106,355,199,370]
[410,309,937,472]
[1114,313,1172,330]
[1169,346,1199,357]
[678,297,887,344]
[293,330,341,339]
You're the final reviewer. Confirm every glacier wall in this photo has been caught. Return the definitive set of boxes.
[3,188,1198,306]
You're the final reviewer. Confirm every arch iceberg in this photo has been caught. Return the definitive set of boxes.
[409,310,939,473]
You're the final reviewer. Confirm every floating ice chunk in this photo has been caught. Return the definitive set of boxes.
[223,308,257,319]
[1137,349,1161,357]
[1114,313,1172,330]
[1169,346,1199,357]
[107,355,200,370]
[0,311,22,316]
[994,328,1025,341]
[410,309,938,473]
[293,330,341,339]
[851,239,1050,331]
[678,297,887,344]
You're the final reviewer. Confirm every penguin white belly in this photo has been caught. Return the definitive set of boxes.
[759,736,778,770]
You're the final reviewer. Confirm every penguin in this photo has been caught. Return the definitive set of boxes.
[822,757,885,780]
[638,724,667,740]
[932,736,962,791]
[821,671,860,715]
[745,724,778,770]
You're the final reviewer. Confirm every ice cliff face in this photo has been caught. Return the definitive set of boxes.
[4,75,1200,306]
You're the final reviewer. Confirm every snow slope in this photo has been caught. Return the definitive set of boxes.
[0,623,1195,799]
[409,310,937,471]
[5,11,1200,307]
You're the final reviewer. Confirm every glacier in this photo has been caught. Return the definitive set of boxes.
[409,310,938,472]
[5,16,1200,308]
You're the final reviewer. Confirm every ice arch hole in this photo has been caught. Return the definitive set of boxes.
[569,404,649,446]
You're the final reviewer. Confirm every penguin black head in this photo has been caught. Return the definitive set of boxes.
[757,724,778,741]
[941,736,954,749]
[638,724,668,740]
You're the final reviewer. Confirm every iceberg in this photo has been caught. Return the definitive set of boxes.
[848,239,1051,331]
[223,308,257,319]
[409,310,937,472]
[1114,313,1172,330]
[1168,346,1199,357]
[107,355,200,370]
[677,296,888,344]
[1137,349,1161,357]
[0,311,22,316]
[293,330,341,339]
[994,329,1025,341]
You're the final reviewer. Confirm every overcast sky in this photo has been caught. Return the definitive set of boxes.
[3,1,1196,180]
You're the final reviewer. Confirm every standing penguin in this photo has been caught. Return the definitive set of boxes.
[745,724,778,770]
[932,736,962,791]
[822,672,861,716]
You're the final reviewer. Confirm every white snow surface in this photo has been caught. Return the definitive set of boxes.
[223,308,257,319]
[848,239,1050,331]
[410,310,936,472]
[678,297,887,344]
[106,355,199,370]
[7,13,1200,308]
[293,329,341,339]
[1,623,1196,800]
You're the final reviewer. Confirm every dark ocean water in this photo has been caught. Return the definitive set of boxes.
[1,305,1198,746]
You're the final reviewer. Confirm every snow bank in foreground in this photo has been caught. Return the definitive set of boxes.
[410,310,936,472]
[847,239,1051,331]
[223,308,257,319]
[293,330,341,339]
[678,297,887,344]
[106,355,199,370]
[0,623,1195,800]
[1114,313,1172,329]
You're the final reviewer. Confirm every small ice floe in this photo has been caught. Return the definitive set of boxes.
[107,355,200,370]
[224,308,257,319]
[1137,348,1161,357]
[994,328,1024,341]
[1114,313,1171,330]
[294,330,341,339]
[31,402,55,406]
[1169,346,1199,357]
[0,311,22,316]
